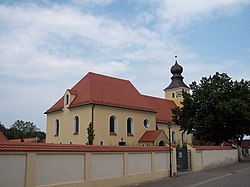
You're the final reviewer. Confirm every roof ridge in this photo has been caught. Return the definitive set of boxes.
[142,95,174,103]
[142,94,165,100]
[88,72,130,83]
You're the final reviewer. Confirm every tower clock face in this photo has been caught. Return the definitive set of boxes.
[176,91,182,97]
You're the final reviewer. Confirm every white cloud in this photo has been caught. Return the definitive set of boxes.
[157,0,250,29]
[72,0,114,6]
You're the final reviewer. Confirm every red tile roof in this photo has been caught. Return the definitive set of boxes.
[0,142,170,152]
[0,131,8,142]
[138,130,164,142]
[46,72,156,113]
[142,95,176,123]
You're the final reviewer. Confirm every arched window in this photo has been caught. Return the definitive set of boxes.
[143,119,150,128]
[172,131,176,143]
[54,119,60,136]
[73,116,79,135]
[159,140,165,146]
[127,117,134,135]
[182,132,187,143]
[65,94,69,105]
[109,115,117,135]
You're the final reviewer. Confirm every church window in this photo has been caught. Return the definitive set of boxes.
[143,119,150,128]
[172,131,176,143]
[54,119,60,136]
[65,94,69,105]
[172,93,175,98]
[73,116,80,135]
[159,140,165,146]
[127,117,134,136]
[182,132,187,143]
[109,115,117,135]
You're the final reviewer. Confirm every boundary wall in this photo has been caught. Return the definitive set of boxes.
[187,144,238,171]
[0,143,176,187]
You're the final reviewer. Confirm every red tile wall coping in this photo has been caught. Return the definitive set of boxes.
[0,142,170,152]
[191,145,236,150]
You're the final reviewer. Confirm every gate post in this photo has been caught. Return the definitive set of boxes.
[172,147,177,175]
[187,144,197,172]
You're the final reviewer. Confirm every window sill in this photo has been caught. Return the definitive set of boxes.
[127,133,134,137]
[110,132,117,136]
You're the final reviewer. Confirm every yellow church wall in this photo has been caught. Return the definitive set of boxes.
[46,104,156,146]
[157,123,192,145]
[93,105,156,146]
[46,105,92,144]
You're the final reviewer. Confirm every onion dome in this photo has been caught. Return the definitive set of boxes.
[164,56,189,90]
[171,61,183,75]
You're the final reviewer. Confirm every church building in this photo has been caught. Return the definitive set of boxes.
[45,58,192,146]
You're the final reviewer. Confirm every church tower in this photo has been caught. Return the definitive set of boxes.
[164,56,189,106]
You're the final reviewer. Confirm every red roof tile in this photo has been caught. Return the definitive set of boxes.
[0,131,8,142]
[0,142,170,152]
[46,72,156,113]
[142,95,176,123]
[138,130,164,142]
[68,89,77,95]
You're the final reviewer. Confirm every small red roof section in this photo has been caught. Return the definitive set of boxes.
[0,131,8,142]
[139,130,164,142]
[142,95,176,123]
[46,72,156,113]
[0,142,170,152]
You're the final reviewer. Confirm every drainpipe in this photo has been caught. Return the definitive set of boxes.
[91,104,95,126]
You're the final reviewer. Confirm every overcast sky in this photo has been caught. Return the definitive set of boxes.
[0,0,250,131]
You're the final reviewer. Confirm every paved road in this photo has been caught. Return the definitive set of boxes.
[133,161,250,187]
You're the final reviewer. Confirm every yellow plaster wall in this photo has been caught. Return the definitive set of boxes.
[46,105,92,144]
[157,123,192,145]
[46,104,156,145]
[93,105,156,146]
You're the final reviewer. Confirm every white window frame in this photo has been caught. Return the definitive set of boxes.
[54,119,60,136]
[172,131,176,143]
[109,115,118,135]
[143,119,150,128]
[73,116,80,134]
[126,117,134,135]
[65,94,69,105]
[182,132,187,143]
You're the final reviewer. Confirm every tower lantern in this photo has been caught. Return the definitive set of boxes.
[164,56,189,106]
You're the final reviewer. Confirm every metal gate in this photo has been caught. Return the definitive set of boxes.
[176,148,191,172]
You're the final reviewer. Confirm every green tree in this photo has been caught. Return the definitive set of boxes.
[172,72,250,146]
[10,120,40,141]
[87,122,95,145]
[35,131,46,142]
[0,122,6,134]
